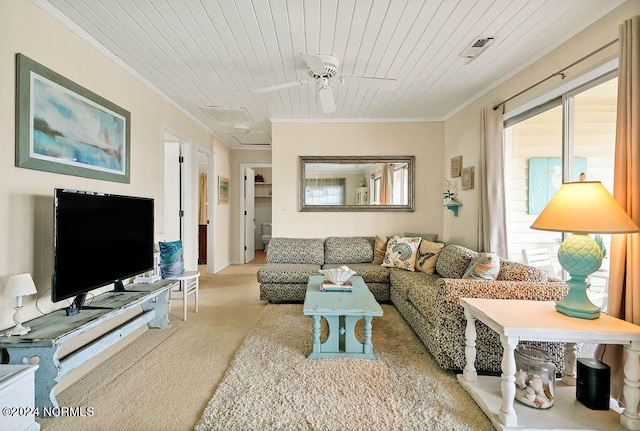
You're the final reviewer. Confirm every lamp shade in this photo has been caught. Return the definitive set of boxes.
[4,273,37,298]
[530,181,639,234]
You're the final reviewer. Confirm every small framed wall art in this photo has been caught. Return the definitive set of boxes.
[218,176,230,204]
[451,156,462,178]
[461,166,475,190]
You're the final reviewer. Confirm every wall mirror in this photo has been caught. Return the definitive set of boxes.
[299,155,415,212]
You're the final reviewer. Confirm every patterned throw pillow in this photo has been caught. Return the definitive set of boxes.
[463,252,501,280]
[159,240,185,279]
[381,236,422,271]
[415,240,445,275]
[372,235,388,265]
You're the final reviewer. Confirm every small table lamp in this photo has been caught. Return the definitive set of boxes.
[530,180,639,319]
[3,273,38,336]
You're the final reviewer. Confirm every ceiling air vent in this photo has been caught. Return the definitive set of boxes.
[233,131,271,146]
[201,106,253,123]
[460,37,495,64]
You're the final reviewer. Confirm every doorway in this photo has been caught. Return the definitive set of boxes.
[197,148,215,274]
[239,163,272,264]
[163,127,214,273]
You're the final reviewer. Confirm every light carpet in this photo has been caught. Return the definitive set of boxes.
[195,304,493,431]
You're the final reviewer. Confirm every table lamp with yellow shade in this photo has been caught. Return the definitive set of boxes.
[531,179,639,319]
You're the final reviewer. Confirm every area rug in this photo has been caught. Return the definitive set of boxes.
[195,304,493,431]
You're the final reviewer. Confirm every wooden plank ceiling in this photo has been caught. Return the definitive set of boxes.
[34,0,624,148]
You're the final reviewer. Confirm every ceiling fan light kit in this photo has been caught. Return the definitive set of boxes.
[317,83,336,114]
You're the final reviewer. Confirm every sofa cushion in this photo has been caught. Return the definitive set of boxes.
[415,240,445,274]
[257,263,322,283]
[259,283,308,303]
[324,236,374,264]
[322,263,389,283]
[435,244,479,279]
[266,238,325,265]
[389,268,441,300]
[406,283,442,325]
[498,260,548,282]
[382,236,421,271]
[463,252,501,280]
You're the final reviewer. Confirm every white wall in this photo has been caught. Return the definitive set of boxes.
[442,0,640,251]
[271,121,444,238]
[0,1,230,335]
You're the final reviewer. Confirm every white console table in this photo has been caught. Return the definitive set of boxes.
[0,279,176,412]
[459,298,640,431]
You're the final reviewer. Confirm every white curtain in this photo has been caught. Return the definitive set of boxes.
[305,178,346,205]
[596,15,640,414]
[478,105,508,256]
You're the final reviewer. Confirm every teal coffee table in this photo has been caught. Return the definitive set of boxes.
[303,275,383,360]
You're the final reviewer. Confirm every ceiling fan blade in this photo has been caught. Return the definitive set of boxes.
[253,80,307,93]
[338,76,398,90]
[301,54,327,76]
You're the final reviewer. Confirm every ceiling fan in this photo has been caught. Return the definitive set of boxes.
[253,54,398,114]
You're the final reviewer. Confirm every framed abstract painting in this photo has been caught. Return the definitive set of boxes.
[15,54,131,183]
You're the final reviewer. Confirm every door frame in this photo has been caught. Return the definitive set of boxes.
[162,124,213,272]
[198,145,215,274]
[239,162,272,263]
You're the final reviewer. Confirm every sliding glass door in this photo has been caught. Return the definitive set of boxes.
[504,75,617,306]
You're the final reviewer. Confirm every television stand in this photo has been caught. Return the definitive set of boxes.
[0,279,176,412]
[65,299,115,316]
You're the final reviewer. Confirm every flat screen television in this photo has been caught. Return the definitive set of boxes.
[52,189,154,315]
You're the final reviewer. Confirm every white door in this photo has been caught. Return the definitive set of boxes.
[244,167,255,263]
[163,141,181,241]
[181,143,198,271]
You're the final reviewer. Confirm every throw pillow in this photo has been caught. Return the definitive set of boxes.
[372,235,388,265]
[381,236,421,271]
[463,252,501,280]
[405,232,439,243]
[415,240,445,275]
[159,240,185,279]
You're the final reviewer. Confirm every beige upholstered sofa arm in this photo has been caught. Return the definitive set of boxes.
[436,278,569,307]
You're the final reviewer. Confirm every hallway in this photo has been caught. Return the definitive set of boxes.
[249,249,266,264]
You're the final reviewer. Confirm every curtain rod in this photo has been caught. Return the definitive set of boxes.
[493,38,618,110]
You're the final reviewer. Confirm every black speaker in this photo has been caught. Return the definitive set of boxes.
[576,357,610,410]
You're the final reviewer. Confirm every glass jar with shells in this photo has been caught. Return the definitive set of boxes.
[514,344,556,409]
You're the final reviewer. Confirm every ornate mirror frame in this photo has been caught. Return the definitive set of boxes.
[298,155,415,212]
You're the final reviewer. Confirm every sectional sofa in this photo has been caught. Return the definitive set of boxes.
[256,236,569,374]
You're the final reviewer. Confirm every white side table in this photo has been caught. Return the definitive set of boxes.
[0,364,40,431]
[169,271,200,321]
[458,298,640,431]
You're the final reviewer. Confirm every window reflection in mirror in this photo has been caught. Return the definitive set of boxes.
[298,156,414,212]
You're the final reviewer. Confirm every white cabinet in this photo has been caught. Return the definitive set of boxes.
[0,365,40,430]
[356,187,369,205]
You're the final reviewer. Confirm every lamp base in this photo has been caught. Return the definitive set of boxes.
[555,276,601,320]
[1,306,32,337]
[2,323,31,337]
